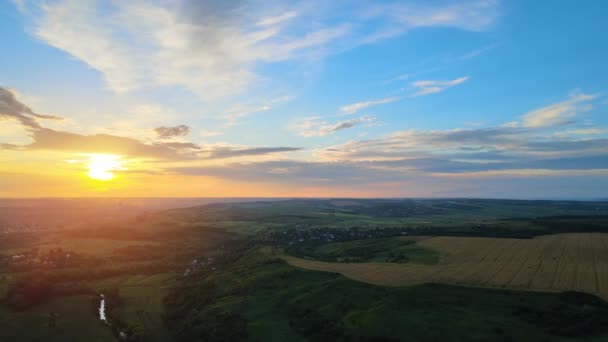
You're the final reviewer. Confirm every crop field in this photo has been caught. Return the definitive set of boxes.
[283,233,608,300]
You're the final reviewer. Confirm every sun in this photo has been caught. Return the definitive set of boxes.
[86,154,123,181]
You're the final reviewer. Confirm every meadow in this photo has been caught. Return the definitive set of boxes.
[166,248,608,341]
[2,198,608,341]
[290,236,439,263]
[283,233,608,300]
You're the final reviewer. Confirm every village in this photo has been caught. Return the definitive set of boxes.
[266,226,413,248]
[0,248,81,271]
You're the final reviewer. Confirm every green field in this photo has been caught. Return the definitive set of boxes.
[3,198,608,341]
[0,295,115,342]
[292,237,439,263]
[94,274,175,342]
[164,199,608,237]
[166,249,608,341]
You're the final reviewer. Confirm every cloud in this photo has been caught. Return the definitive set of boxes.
[23,1,499,99]
[154,125,190,139]
[13,127,302,161]
[0,143,23,150]
[256,11,298,27]
[168,159,407,185]
[165,155,608,188]
[25,128,196,159]
[158,142,200,150]
[316,92,608,175]
[200,130,224,137]
[28,0,348,99]
[520,93,595,128]
[319,125,608,163]
[340,97,400,115]
[359,0,500,44]
[200,146,302,159]
[411,76,469,96]
[0,86,62,129]
[163,161,608,199]
[0,86,194,159]
[0,84,301,163]
[295,116,376,137]
[459,43,498,60]
[553,128,607,137]
[222,96,292,125]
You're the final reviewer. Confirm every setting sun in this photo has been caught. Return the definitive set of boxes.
[86,154,123,181]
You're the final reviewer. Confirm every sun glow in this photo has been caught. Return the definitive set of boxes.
[86,154,123,181]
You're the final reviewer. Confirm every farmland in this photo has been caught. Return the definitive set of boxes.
[289,236,439,263]
[283,233,608,300]
[166,247,608,341]
[2,198,608,341]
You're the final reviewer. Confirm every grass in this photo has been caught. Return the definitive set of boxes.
[4,198,608,341]
[166,249,608,341]
[92,273,175,342]
[0,295,115,342]
[0,272,176,342]
[308,237,439,264]
[283,233,608,301]
[167,199,608,236]
[4,238,159,255]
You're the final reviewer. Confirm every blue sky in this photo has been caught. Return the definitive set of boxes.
[1,0,607,198]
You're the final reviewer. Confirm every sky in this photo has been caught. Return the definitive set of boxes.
[1,0,607,198]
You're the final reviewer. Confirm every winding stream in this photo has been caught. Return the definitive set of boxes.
[99,294,107,323]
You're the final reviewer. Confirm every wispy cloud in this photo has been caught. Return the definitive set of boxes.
[200,130,224,138]
[21,1,499,100]
[28,1,348,99]
[553,128,607,138]
[314,93,607,176]
[26,128,198,160]
[200,146,302,160]
[295,116,376,137]
[340,97,400,115]
[154,125,190,139]
[0,89,299,162]
[519,93,596,128]
[360,0,500,44]
[256,11,298,27]
[459,43,499,60]
[411,76,469,96]
[222,96,292,125]
[0,86,62,129]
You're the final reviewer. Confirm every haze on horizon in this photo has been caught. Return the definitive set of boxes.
[1,0,607,199]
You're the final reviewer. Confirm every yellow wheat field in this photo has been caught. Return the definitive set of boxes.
[282,233,608,300]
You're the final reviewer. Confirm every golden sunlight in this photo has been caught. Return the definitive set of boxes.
[86,154,123,181]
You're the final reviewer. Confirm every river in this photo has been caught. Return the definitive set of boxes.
[99,294,107,323]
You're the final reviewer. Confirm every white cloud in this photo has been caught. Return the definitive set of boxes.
[222,95,292,125]
[36,0,142,93]
[30,1,347,99]
[340,97,400,115]
[411,76,469,96]
[295,116,376,137]
[12,0,27,13]
[319,91,608,161]
[520,93,596,128]
[459,43,499,60]
[360,0,499,44]
[256,11,298,27]
[200,130,224,138]
[23,0,499,100]
[553,128,607,138]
